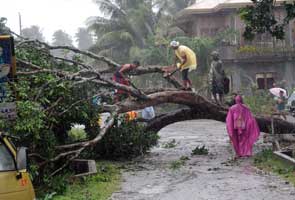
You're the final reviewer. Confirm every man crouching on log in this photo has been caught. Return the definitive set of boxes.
[168,41,197,91]
[113,60,140,102]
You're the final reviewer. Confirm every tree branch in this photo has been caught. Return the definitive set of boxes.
[17,40,120,68]
[56,114,116,150]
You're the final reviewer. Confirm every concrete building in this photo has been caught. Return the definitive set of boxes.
[176,0,295,93]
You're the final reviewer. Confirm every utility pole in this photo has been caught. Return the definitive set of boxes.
[18,12,22,36]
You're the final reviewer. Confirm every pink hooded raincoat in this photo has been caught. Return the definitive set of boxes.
[226,96,260,157]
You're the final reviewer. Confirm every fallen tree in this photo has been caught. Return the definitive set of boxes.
[7,32,295,177]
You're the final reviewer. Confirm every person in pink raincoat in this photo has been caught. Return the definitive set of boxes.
[226,95,260,158]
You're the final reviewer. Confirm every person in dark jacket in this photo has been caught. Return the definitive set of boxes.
[209,51,226,104]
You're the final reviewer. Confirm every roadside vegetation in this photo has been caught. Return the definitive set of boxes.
[33,120,157,199]
[254,149,295,186]
[243,88,275,115]
[38,161,121,200]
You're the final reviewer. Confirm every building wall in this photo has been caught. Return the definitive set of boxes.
[191,14,228,37]
[225,60,295,93]
[187,7,293,47]
[189,12,247,44]
[180,6,295,94]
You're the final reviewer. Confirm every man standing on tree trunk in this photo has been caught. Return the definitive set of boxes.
[170,41,197,91]
[209,51,226,105]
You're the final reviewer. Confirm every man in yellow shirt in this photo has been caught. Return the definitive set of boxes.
[170,41,197,90]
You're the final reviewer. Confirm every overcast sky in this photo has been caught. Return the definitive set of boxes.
[0,0,100,44]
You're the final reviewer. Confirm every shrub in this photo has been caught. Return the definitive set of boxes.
[94,117,159,159]
[243,88,275,115]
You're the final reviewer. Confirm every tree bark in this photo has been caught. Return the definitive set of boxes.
[114,91,295,134]
[116,91,224,113]
[145,106,295,134]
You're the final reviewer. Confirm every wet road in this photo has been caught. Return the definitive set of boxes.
[111,120,295,200]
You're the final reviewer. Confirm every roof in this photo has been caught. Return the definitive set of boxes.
[181,0,292,15]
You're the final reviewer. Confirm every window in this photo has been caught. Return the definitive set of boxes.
[0,141,15,171]
[256,72,276,90]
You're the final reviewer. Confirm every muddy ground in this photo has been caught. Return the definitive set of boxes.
[111,120,295,200]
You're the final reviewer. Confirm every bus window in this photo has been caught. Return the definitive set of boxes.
[0,141,15,171]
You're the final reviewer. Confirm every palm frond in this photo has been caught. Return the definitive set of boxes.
[94,0,127,16]
[87,16,124,35]
[96,30,135,48]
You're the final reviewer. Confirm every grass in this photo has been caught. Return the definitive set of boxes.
[162,139,177,149]
[191,145,209,155]
[254,149,295,185]
[169,159,186,170]
[52,161,121,200]
[169,156,190,171]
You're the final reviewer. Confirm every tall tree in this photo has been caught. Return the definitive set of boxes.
[152,0,193,39]
[87,0,194,62]
[87,0,156,61]
[22,25,45,41]
[52,30,73,46]
[51,30,74,58]
[75,28,93,50]
[239,0,295,40]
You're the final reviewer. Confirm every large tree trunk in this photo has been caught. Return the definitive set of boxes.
[114,91,295,134]
[145,107,295,134]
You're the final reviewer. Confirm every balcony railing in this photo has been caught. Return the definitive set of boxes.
[219,45,295,61]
